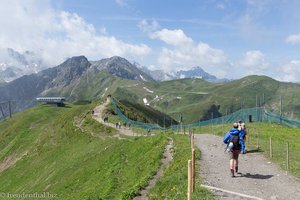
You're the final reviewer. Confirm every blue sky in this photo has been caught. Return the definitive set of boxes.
[2,0,300,81]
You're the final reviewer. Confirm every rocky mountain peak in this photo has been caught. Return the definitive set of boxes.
[90,56,154,81]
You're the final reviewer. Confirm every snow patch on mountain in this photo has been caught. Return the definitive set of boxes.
[143,87,154,93]
[143,98,149,105]
[140,74,146,81]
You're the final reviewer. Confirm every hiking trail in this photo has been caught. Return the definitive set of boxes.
[195,134,300,200]
[92,100,174,199]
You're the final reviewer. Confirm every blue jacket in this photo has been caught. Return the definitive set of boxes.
[223,128,245,153]
[240,128,246,153]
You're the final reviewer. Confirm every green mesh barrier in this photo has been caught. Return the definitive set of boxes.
[111,98,162,130]
[111,98,300,130]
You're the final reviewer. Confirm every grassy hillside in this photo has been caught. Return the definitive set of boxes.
[116,99,178,127]
[0,102,169,199]
[111,75,300,124]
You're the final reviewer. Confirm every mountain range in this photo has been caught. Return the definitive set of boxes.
[0,48,225,83]
[137,65,228,82]
[1,54,300,123]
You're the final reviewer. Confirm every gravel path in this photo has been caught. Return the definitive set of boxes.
[195,134,300,200]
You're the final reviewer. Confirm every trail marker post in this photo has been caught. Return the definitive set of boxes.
[286,142,289,172]
[188,160,192,200]
[192,148,195,192]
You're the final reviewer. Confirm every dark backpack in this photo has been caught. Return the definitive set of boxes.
[229,135,241,150]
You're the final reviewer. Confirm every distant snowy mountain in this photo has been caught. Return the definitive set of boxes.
[0,48,46,82]
[175,66,228,82]
[176,66,216,80]
[138,65,228,82]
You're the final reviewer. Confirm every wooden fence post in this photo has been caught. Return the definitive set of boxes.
[188,160,192,200]
[286,142,289,172]
[270,136,272,158]
[192,134,195,149]
[190,134,194,149]
[192,149,195,192]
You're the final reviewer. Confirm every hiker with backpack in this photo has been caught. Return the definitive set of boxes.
[223,122,245,177]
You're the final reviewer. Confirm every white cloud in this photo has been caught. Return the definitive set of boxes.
[0,0,151,67]
[285,34,300,44]
[151,29,193,47]
[148,28,229,78]
[238,50,269,75]
[277,60,300,82]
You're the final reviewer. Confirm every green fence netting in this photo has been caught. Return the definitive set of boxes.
[111,98,300,130]
[111,98,163,130]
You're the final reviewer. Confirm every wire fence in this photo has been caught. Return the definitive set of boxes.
[244,126,300,178]
[111,98,300,130]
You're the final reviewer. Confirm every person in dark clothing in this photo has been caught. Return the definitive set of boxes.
[223,122,244,177]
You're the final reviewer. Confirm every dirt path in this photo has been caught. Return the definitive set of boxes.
[134,137,173,200]
[92,100,135,137]
[92,100,174,199]
[195,134,300,200]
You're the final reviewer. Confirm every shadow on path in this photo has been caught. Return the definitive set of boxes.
[236,173,273,179]
[246,149,264,153]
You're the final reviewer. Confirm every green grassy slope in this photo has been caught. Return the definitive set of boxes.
[113,75,300,124]
[0,103,168,199]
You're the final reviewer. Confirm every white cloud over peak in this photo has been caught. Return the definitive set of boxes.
[278,60,300,82]
[285,34,300,44]
[238,50,269,75]
[148,28,229,77]
[0,0,151,67]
